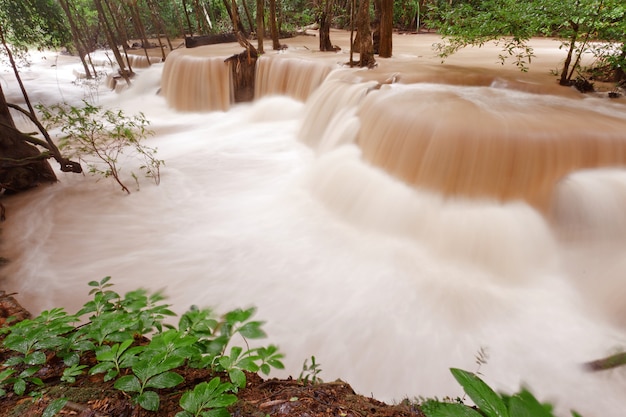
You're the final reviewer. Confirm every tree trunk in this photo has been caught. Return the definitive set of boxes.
[93,0,131,84]
[0,85,57,193]
[58,0,92,78]
[615,46,626,82]
[319,0,336,51]
[256,0,264,53]
[182,0,194,35]
[269,0,281,49]
[378,0,392,57]
[241,0,255,35]
[356,0,375,67]
[222,0,247,34]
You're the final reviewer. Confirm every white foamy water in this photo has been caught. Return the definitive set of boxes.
[2,37,626,417]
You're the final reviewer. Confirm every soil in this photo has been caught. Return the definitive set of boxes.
[0,293,426,417]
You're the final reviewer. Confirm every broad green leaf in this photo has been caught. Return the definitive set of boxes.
[145,371,184,389]
[450,368,509,417]
[204,408,233,417]
[229,368,246,389]
[421,400,484,417]
[0,369,15,382]
[13,378,26,395]
[260,364,271,375]
[179,389,202,414]
[238,322,266,339]
[43,398,68,417]
[95,346,115,362]
[114,375,141,392]
[4,357,24,367]
[24,351,47,365]
[207,393,238,408]
[175,412,193,417]
[89,362,115,375]
[137,390,160,411]
[508,388,555,417]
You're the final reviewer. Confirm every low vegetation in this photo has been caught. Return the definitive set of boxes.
[0,277,615,417]
[0,277,284,415]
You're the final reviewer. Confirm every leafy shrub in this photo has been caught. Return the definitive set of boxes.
[36,102,164,194]
[421,368,583,417]
[0,277,284,414]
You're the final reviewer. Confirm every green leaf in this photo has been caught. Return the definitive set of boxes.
[238,322,266,339]
[175,412,193,417]
[508,388,555,417]
[145,371,184,389]
[179,390,201,414]
[421,400,484,417]
[137,390,160,411]
[450,368,509,417]
[207,393,238,408]
[43,398,68,417]
[13,378,26,395]
[203,408,232,417]
[114,375,141,393]
[229,368,246,389]
[24,351,47,365]
[89,362,115,375]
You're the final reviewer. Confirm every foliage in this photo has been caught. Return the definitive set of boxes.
[36,101,163,194]
[426,0,626,81]
[176,377,238,417]
[298,355,323,385]
[421,368,582,417]
[0,277,285,413]
[0,0,70,51]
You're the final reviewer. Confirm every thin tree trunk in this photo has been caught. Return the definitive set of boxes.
[349,0,355,66]
[127,0,152,63]
[182,0,194,35]
[58,0,92,78]
[319,0,335,51]
[560,28,578,85]
[93,0,131,84]
[269,0,281,49]
[256,0,264,53]
[104,0,135,75]
[241,0,254,35]
[378,0,392,57]
[356,0,375,67]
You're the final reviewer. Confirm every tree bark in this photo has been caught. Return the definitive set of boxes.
[93,0,131,84]
[319,0,336,51]
[378,0,392,57]
[256,0,265,53]
[269,0,281,49]
[58,0,92,78]
[241,0,255,36]
[0,88,57,192]
[356,0,375,67]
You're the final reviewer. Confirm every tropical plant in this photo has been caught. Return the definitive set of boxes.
[0,277,285,413]
[421,368,583,417]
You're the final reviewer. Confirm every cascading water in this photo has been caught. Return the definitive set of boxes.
[2,34,626,417]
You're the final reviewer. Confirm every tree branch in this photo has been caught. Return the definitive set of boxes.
[5,103,82,173]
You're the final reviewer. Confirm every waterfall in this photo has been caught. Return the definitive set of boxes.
[3,35,626,417]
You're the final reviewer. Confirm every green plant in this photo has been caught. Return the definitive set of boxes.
[176,377,238,417]
[421,368,583,417]
[36,101,163,194]
[0,278,285,415]
[298,355,323,385]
